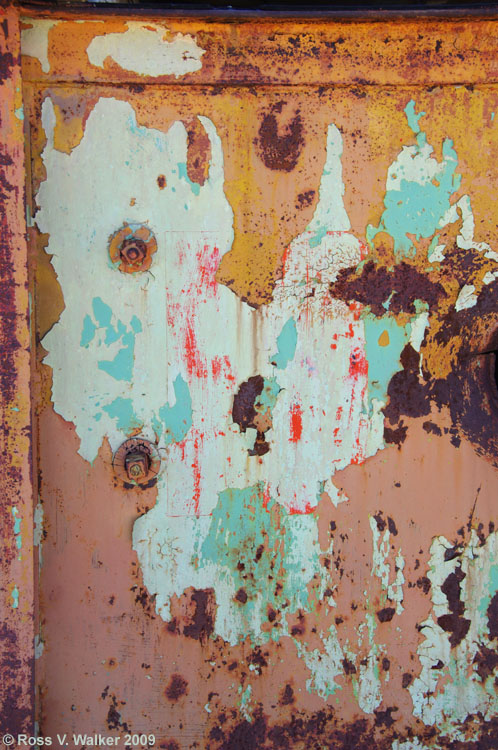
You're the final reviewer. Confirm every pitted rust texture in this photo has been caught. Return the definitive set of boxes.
[19,17,498,87]
[256,103,304,172]
[0,5,34,735]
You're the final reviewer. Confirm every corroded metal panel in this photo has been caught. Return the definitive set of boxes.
[0,4,34,735]
[21,11,498,749]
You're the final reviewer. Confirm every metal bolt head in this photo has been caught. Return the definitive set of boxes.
[120,238,147,268]
[124,451,151,482]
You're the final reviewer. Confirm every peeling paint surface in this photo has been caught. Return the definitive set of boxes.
[22,12,498,750]
[86,22,205,78]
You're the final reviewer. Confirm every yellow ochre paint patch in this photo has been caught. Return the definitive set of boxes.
[378,330,390,347]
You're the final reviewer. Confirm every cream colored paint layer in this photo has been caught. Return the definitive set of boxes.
[86,22,205,77]
[21,18,57,73]
[409,531,498,741]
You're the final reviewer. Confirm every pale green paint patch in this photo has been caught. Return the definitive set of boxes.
[157,374,193,444]
[12,586,19,609]
[270,317,297,369]
[367,100,461,259]
[15,106,24,121]
[103,398,141,432]
[200,484,321,640]
[363,314,411,412]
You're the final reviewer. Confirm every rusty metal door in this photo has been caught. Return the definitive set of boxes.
[10,6,498,748]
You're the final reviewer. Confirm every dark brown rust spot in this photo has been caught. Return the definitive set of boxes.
[234,588,248,604]
[436,565,471,648]
[183,588,216,642]
[256,105,303,172]
[374,707,397,728]
[184,117,212,186]
[106,695,129,732]
[280,684,295,705]
[473,645,498,682]
[232,376,272,456]
[329,260,445,317]
[401,673,413,689]
[157,174,166,189]
[165,674,188,702]
[377,607,395,623]
[488,592,498,639]
[342,658,357,675]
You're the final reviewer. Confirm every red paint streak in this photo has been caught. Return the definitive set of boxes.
[281,244,291,280]
[222,355,235,383]
[211,357,222,382]
[196,244,220,297]
[262,485,271,510]
[191,432,203,515]
[289,403,303,443]
[348,347,368,380]
[288,501,314,515]
[184,319,208,379]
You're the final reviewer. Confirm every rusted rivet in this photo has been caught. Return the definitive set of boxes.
[113,438,161,487]
[108,223,157,274]
[120,238,147,268]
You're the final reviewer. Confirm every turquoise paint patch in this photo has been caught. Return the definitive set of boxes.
[92,296,112,328]
[12,586,19,609]
[103,397,141,432]
[308,225,328,249]
[201,483,321,642]
[178,162,201,196]
[256,377,281,413]
[404,100,425,135]
[367,100,461,260]
[478,563,498,617]
[86,297,142,382]
[15,106,24,121]
[271,318,297,369]
[12,508,22,550]
[491,112,495,122]
[158,374,193,444]
[363,313,411,412]
[80,314,97,347]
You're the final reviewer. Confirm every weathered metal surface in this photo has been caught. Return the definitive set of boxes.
[0,4,34,735]
[19,9,498,749]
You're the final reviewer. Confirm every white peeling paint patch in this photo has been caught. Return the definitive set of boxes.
[440,196,491,254]
[356,612,382,714]
[455,284,477,311]
[21,18,57,73]
[370,516,405,614]
[86,22,205,77]
[237,684,253,723]
[409,311,429,353]
[392,740,431,750]
[428,243,446,263]
[409,530,498,741]
[34,634,44,660]
[295,627,344,700]
[485,250,498,262]
[483,270,498,285]
[33,503,44,547]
